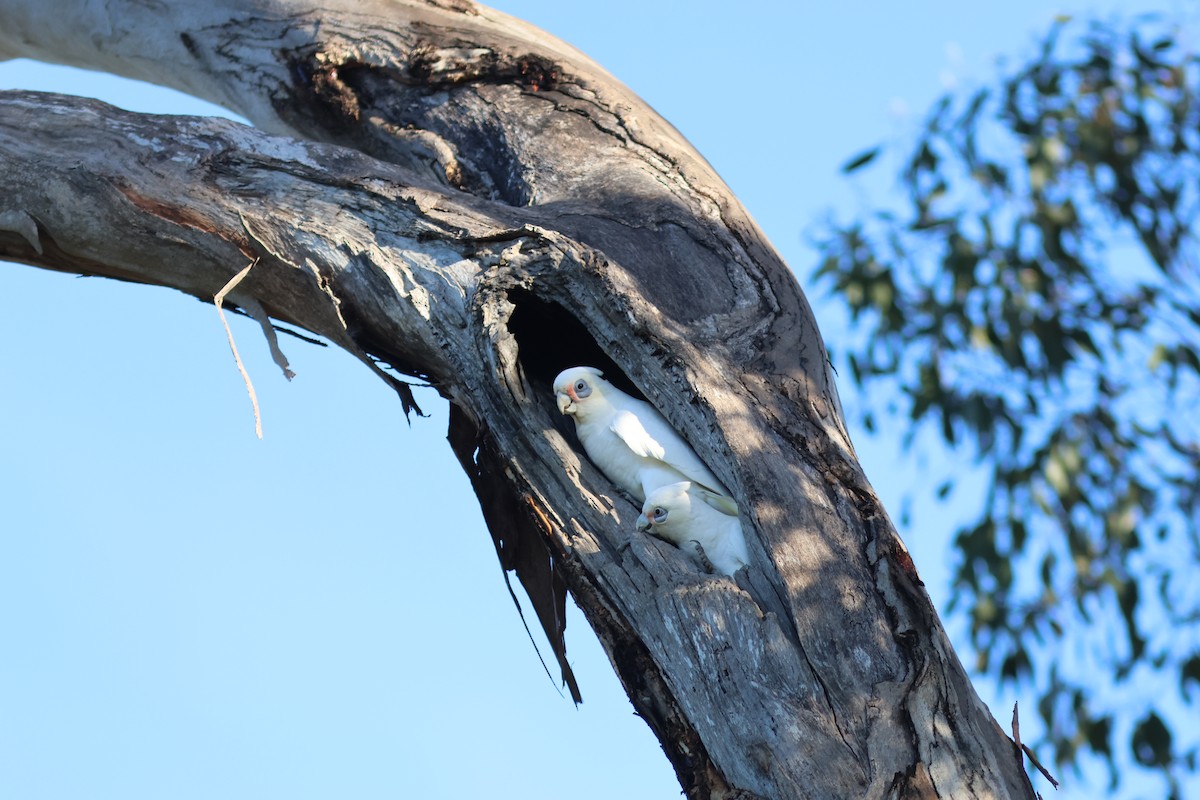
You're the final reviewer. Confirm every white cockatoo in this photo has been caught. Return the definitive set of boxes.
[636,482,750,575]
[553,366,736,511]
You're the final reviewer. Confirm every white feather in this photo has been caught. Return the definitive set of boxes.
[553,367,734,509]
[636,482,749,575]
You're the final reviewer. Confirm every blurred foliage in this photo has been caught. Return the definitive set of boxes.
[814,14,1200,798]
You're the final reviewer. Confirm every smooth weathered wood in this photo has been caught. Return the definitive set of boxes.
[0,2,1036,797]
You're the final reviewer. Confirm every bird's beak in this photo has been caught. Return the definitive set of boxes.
[556,391,574,414]
[635,513,651,533]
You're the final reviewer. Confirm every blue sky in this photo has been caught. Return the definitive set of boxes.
[0,2,1189,798]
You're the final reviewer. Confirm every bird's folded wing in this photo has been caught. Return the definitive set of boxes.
[609,409,667,459]
[693,485,740,517]
[610,407,733,501]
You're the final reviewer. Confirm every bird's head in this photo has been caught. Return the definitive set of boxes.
[553,366,607,418]
[635,482,693,542]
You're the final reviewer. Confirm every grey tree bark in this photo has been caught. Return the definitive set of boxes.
[0,1,1037,797]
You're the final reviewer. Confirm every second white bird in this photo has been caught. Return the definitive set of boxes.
[637,482,750,575]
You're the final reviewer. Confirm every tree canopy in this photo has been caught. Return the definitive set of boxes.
[816,14,1200,799]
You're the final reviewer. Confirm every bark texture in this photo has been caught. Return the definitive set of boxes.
[0,2,1037,798]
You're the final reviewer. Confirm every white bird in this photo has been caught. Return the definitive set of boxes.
[636,482,750,575]
[553,366,736,510]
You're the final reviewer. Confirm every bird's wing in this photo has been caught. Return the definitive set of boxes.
[692,484,740,517]
[609,408,667,460]
[609,401,732,500]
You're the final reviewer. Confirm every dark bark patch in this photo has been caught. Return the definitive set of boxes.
[419,0,479,14]
[506,287,643,397]
[179,32,201,62]
[407,42,496,86]
[408,43,559,93]
[890,761,940,800]
[116,183,261,265]
[117,185,223,238]
[514,55,560,93]
[505,287,639,453]
[282,51,385,142]
[308,59,366,124]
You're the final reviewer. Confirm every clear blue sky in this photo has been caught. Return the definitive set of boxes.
[0,2,1187,798]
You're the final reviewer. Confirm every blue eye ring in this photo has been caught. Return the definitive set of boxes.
[652,507,668,522]
[574,379,591,397]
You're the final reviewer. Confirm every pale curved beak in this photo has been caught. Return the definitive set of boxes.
[635,513,651,532]
[556,391,574,414]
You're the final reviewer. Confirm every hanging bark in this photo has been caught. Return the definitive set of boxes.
[0,2,1037,797]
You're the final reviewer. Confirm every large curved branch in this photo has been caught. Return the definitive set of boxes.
[0,1,1038,796]
[0,0,837,429]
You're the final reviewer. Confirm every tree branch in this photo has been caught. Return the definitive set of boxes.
[0,1,1040,795]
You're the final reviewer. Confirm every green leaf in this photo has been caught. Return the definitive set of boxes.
[1182,653,1200,700]
[1068,328,1099,358]
[812,14,1200,793]
[1085,715,1113,758]
[1148,343,1169,371]
[1131,711,1173,768]
[1011,519,1028,551]
[847,352,862,386]
[1000,648,1031,681]
[841,146,881,174]
[1045,452,1069,496]
[1116,580,1145,662]
[1041,552,1056,587]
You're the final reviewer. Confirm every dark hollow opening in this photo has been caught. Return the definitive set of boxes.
[507,288,644,399]
[506,288,648,451]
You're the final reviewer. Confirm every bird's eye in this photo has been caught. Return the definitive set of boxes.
[652,507,668,522]
[574,380,591,397]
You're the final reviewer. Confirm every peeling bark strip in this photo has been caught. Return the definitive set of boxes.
[0,2,1037,797]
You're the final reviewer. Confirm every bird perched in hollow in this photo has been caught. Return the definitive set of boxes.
[553,366,736,510]
[637,482,750,575]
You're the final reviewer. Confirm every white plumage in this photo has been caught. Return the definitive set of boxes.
[553,366,734,508]
[636,482,750,575]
